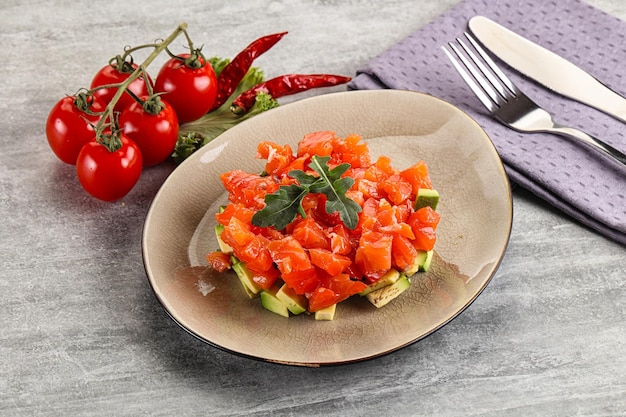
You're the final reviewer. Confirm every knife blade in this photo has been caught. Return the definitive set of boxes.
[468,15,626,123]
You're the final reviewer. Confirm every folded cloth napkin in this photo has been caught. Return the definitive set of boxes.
[349,0,626,245]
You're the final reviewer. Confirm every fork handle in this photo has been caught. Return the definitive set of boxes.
[550,125,626,167]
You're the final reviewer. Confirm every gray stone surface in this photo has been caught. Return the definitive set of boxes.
[1,0,625,415]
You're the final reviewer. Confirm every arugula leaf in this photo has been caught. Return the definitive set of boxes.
[306,156,361,229]
[288,169,318,186]
[325,176,361,230]
[309,156,351,181]
[251,184,309,230]
[251,155,362,230]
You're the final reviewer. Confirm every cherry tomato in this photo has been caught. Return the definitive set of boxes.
[90,63,153,112]
[118,96,179,166]
[154,53,217,123]
[76,133,143,201]
[45,95,104,164]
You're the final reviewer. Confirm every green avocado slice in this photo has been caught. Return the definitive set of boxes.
[415,188,439,211]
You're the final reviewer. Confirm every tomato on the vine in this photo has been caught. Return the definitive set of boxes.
[118,96,179,166]
[46,94,105,164]
[154,53,217,123]
[90,62,153,112]
[76,133,143,202]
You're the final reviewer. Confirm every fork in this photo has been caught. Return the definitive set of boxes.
[442,33,626,167]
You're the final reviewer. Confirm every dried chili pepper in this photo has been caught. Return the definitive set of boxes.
[210,31,288,111]
[230,74,352,115]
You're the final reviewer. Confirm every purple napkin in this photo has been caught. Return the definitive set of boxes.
[349,0,626,245]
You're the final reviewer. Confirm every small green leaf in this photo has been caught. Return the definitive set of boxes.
[251,184,309,230]
[308,156,350,182]
[307,156,361,229]
[325,177,361,230]
[289,170,318,186]
[327,162,351,178]
[251,154,362,230]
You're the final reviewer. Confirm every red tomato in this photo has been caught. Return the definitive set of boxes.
[76,133,143,201]
[90,63,152,112]
[118,96,179,166]
[45,95,104,164]
[154,54,217,123]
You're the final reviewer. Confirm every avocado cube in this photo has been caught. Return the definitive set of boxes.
[404,253,423,276]
[276,283,307,315]
[404,250,434,275]
[415,188,439,211]
[260,286,290,318]
[231,257,262,298]
[314,304,336,321]
[359,269,400,296]
[419,250,434,272]
[214,224,234,254]
[365,276,410,308]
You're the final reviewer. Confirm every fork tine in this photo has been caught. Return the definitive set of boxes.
[455,36,511,100]
[441,44,497,112]
[464,33,517,96]
[449,39,505,105]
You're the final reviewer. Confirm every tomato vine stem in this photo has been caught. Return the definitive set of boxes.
[94,22,189,151]
[73,88,101,115]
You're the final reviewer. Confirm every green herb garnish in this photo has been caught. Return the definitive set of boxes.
[172,60,278,164]
[251,155,362,230]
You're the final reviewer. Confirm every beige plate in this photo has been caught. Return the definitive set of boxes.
[142,90,512,367]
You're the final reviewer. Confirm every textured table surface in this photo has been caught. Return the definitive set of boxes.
[2,1,625,416]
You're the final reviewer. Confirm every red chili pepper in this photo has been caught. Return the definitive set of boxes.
[230,74,352,115]
[210,31,288,111]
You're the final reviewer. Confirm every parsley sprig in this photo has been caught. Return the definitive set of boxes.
[251,155,362,231]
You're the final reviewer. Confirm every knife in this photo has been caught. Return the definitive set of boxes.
[468,15,626,123]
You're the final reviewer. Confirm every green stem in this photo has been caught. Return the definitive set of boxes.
[95,22,188,149]
[121,42,164,62]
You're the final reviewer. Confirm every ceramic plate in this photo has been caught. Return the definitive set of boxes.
[142,90,512,367]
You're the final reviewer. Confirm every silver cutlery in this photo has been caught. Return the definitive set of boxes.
[468,16,626,124]
[442,34,626,167]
